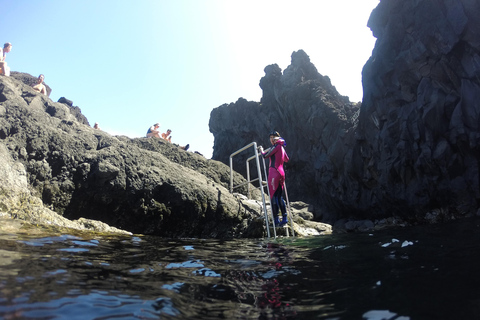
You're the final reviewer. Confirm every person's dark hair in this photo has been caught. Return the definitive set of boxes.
[269,131,280,137]
[3,43,11,49]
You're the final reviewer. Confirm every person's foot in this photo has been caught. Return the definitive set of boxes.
[274,216,281,226]
[279,215,288,226]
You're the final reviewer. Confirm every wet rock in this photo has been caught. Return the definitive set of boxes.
[289,201,314,221]
[344,220,374,232]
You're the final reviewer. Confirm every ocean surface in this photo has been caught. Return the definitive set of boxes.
[1,216,480,320]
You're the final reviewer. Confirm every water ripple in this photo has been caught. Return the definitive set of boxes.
[1,218,480,319]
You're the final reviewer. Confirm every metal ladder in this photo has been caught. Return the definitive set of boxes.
[229,142,295,238]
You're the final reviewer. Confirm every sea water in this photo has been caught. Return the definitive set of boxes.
[1,217,480,319]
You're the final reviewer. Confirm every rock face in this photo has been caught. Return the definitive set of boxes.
[210,0,480,223]
[56,97,90,126]
[357,0,480,218]
[210,50,359,222]
[0,75,262,238]
[0,75,331,238]
[0,137,129,235]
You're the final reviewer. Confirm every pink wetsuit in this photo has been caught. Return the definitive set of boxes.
[262,138,290,222]
[262,138,289,196]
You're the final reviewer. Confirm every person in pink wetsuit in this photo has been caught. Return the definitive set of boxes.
[259,131,290,226]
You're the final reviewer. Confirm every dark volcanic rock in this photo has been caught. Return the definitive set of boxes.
[210,0,480,224]
[0,74,331,238]
[210,50,359,222]
[58,97,73,106]
[0,75,267,238]
[356,0,480,218]
[57,97,89,126]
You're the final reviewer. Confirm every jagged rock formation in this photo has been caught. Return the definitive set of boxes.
[9,72,88,125]
[210,50,359,222]
[56,96,90,126]
[210,0,480,223]
[0,75,331,238]
[357,0,480,218]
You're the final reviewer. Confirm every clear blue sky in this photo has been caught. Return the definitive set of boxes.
[3,0,379,158]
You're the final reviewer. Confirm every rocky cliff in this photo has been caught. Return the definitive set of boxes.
[0,74,258,238]
[210,0,480,224]
[210,50,358,222]
[0,75,331,238]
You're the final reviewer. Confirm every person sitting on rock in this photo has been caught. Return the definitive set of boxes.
[32,74,47,95]
[161,129,172,142]
[146,123,161,138]
[93,122,101,130]
[0,42,12,76]
[160,128,189,150]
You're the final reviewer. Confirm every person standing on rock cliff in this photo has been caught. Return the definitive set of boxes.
[0,42,12,76]
[146,123,161,138]
[259,131,290,226]
[32,74,47,95]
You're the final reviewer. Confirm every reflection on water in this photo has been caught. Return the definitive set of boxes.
[1,217,480,319]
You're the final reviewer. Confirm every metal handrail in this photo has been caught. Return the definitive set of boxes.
[283,182,295,237]
[260,155,277,238]
[230,142,295,239]
[254,147,294,237]
[247,153,277,238]
[229,142,295,238]
[229,142,273,238]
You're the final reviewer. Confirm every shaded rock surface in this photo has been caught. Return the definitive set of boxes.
[357,0,480,218]
[0,75,328,238]
[0,143,129,235]
[210,0,480,224]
